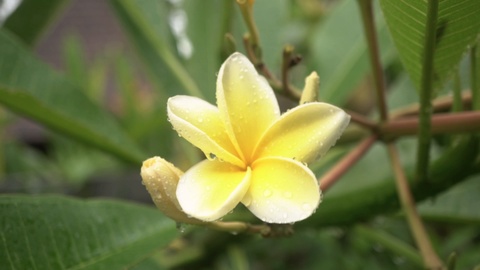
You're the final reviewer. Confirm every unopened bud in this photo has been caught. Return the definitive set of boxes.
[300,71,320,104]
[141,157,202,224]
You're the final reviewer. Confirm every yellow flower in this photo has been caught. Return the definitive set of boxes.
[167,52,350,224]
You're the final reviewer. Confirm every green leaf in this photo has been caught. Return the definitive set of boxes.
[0,30,145,164]
[379,0,480,91]
[110,0,203,99]
[0,195,177,270]
[418,175,480,224]
[302,136,479,227]
[310,0,396,105]
[183,0,227,102]
[3,0,68,46]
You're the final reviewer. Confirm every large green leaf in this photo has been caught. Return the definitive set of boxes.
[0,195,177,270]
[0,30,145,164]
[379,0,480,92]
[3,0,68,46]
[310,0,396,105]
[418,176,480,224]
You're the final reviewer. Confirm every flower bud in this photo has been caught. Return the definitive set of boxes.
[300,71,320,104]
[141,157,202,224]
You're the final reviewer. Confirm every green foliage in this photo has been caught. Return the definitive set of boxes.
[3,0,67,46]
[379,0,480,92]
[0,30,145,164]
[1,0,480,269]
[0,195,177,270]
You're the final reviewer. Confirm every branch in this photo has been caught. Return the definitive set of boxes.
[381,111,480,138]
[320,135,377,191]
[357,0,388,121]
[387,143,444,269]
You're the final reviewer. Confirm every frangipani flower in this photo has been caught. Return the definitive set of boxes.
[167,52,350,224]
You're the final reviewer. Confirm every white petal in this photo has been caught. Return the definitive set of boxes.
[254,102,350,164]
[244,157,321,223]
[176,160,251,221]
[168,95,244,167]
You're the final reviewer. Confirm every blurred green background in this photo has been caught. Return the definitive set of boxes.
[0,0,479,269]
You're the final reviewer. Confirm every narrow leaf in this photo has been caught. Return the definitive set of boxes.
[0,195,177,270]
[0,30,145,164]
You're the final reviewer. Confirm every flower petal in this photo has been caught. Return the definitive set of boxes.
[168,95,244,167]
[254,102,350,164]
[176,160,251,221]
[244,157,321,224]
[216,52,280,162]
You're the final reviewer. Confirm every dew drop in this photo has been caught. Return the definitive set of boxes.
[263,189,272,197]
[208,153,217,160]
[176,222,186,233]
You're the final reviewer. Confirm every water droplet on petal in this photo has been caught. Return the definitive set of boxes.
[208,153,217,160]
[263,189,272,197]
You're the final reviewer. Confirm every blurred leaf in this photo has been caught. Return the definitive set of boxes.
[110,0,203,99]
[419,176,480,224]
[0,30,145,164]
[183,0,226,102]
[310,0,396,105]
[3,0,68,46]
[302,136,478,227]
[0,195,177,270]
[253,0,290,67]
[379,0,480,92]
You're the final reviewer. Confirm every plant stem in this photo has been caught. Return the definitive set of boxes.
[382,111,480,138]
[452,71,463,112]
[391,92,472,118]
[357,0,388,122]
[387,143,444,269]
[237,0,260,49]
[347,110,378,131]
[319,135,377,191]
[471,44,479,110]
[281,45,303,99]
[207,221,270,235]
[415,0,439,183]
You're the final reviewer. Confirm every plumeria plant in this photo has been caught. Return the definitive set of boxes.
[142,52,350,225]
[1,0,480,269]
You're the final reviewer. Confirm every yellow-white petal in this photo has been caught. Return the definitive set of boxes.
[244,157,321,224]
[168,95,244,167]
[176,160,251,221]
[254,102,350,164]
[216,52,280,162]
